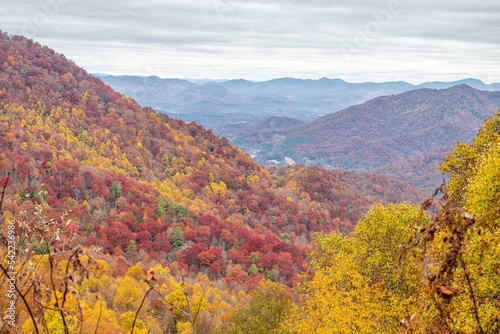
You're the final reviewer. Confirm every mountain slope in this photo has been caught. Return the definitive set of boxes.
[252,116,305,131]
[99,75,500,144]
[416,78,493,90]
[237,85,500,191]
[0,31,424,287]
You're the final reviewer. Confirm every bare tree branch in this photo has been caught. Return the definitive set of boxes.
[130,286,153,334]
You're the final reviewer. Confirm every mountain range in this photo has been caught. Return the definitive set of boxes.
[99,74,500,192]
[2,30,500,334]
[97,75,500,139]
[237,85,500,191]
[0,31,424,288]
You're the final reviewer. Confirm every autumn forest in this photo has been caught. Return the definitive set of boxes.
[0,32,499,333]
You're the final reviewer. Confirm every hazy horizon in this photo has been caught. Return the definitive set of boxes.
[2,0,499,84]
[94,73,499,86]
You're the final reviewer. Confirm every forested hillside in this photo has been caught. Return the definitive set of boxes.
[3,31,497,334]
[286,111,500,333]
[237,85,500,192]
[0,32,426,333]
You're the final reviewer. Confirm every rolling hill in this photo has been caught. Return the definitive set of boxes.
[237,85,500,191]
[98,74,500,142]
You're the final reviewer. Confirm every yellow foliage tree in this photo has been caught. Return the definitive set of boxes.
[120,311,148,334]
[225,280,293,334]
[288,203,431,333]
[80,299,123,334]
[287,233,385,333]
[113,276,145,312]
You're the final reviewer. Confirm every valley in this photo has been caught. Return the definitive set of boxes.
[0,31,499,333]
[100,75,500,192]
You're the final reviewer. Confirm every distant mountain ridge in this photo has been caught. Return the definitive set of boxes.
[97,74,500,192]
[250,116,305,132]
[96,73,500,139]
[416,78,500,91]
[96,74,500,107]
[237,85,500,191]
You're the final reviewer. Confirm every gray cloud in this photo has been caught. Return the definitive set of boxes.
[1,0,499,83]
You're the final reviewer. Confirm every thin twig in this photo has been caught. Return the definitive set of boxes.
[191,295,203,332]
[19,254,48,297]
[78,301,83,334]
[180,269,197,334]
[460,257,485,334]
[151,287,191,318]
[94,299,103,334]
[47,241,69,334]
[130,286,154,334]
[0,263,40,334]
[61,248,80,307]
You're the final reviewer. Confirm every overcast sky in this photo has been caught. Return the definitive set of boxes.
[1,0,499,83]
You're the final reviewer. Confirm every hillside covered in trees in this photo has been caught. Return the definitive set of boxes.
[0,32,425,333]
[286,111,500,333]
[235,85,500,192]
[1,31,498,333]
